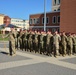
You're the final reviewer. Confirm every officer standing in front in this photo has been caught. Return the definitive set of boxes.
[3,28,16,56]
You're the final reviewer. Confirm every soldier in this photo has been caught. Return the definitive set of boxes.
[46,31,53,56]
[61,31,68,56]
[72,33,76,54]
[28,30,33,52]
[14,28,18,49]
[37,30,41,53]
[67,33,73,56]
[43,31,46,54]
[53,31,61,57]
[23,29,28,51]
[3,28,16,56]
[39,30,44,54]
[18,29,24,51]
[59,32,62,55]
[33,30,38,53]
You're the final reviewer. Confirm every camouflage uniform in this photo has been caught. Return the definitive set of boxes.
[72,34,76,54]
[5,28,16,56]
[61,32,68,56]
[67,34,73,55]
[28,31,33,52]
[23,30,28,51]
[46,32,53,56]
[18,30,24,50]
[39,32,44,54]
[53,32,61,57]
[34,31,38,53]
[14,29,18,49]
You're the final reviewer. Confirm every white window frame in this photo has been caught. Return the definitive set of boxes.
[52,16,56,24]
[46,17,49,24]
[42,17,44,24]
[42,17,49,24]
[57,16,60,24]
[54,0,56,5]
[30,18,33,24]
[58,0,60,5]
[36,18,40,24]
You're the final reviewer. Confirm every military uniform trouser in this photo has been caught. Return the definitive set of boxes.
[15,38,18,49]
[34,42,38,53]
[19,39,23,50]
[62,44,67,55]
[9,41,16,55]
[24,40,28,51]
[67,45,73,55]
[39,42,44,54]
[53,44,59,56]
[28,41,32,52]
[46,44,51,55]
[73,45,76,53]
[43,43,46,53]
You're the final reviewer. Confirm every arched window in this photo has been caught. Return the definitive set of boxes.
[54,0,56,5]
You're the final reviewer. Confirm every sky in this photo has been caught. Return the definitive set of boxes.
[0,0,52,20]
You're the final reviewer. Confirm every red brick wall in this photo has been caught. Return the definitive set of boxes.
[4,16,11,26]
[30,12,60,26]
[60,0,76,33]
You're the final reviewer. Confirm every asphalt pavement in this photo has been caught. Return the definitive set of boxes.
[0,42,76,75]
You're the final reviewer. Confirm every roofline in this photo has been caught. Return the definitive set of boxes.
[29,11,60,16]
[11,18,29,20]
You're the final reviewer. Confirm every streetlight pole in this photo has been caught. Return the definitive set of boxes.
[44,0,46,31]
[23,20,25,29]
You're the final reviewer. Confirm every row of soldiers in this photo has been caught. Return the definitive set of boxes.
[14,29,76,57]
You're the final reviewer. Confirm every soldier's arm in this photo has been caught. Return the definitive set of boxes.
[58,35,61,42]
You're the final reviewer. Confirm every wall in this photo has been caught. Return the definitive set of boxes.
[0,15,4,25]
[60,0,76,33]
[30,12,60,26]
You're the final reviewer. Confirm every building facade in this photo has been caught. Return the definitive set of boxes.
[52,0,60,11]
[0,14,5,25]
[0,14,11,26]
[11,18,29,29]
[4,16,11,26]
[60,0,76,33]
[29,11,60,32]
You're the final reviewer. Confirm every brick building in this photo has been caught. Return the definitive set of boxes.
[4,16,11,26]
[52,0,60,11]
[29,11,60,32]
[60,0,76,33]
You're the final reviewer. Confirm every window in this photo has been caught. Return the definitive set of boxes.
[42,17,49,24]
[46,17,49,24]
[36,18,40,24]
[54,10,56,11]
[58,8,60,11]
[57,16,60,23]
[54,0,56,5]
[57,0,60,5]
[42,17,44,24]
[52,16,56,24]
[30,19,32,24]
[33,18,37,24]
[59,0,60,4]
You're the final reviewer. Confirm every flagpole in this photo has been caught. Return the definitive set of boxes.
[44,0,46,31]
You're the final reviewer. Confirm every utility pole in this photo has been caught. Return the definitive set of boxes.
[44,0,46,31]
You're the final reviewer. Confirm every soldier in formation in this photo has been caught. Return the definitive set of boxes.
[3,28,76,57]
[17,29,76,57]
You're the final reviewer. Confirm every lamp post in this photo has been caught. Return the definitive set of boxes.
[44,0,46,31]
[23,20,25,29]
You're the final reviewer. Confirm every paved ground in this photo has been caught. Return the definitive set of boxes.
[0,42,76,75]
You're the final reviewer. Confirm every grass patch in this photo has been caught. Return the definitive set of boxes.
[0,34,8,41]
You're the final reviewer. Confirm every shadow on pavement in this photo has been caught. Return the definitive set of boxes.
[0,51,8,55]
